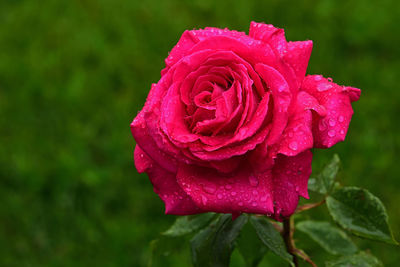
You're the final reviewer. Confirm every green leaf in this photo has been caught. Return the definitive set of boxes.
[237,218,268,267]
[325,251,383,267]
[191,214,248,267]
[250,216,294,266]
[326,186,398,245]
[296,220,357,255]
[308,154,340,195]
[163,213,216,237]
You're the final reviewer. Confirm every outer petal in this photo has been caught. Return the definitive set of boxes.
[255,63,291,145]
[278,91,326,156]
[283,41,313,83]
[301,75,361,148]
[131,109,178,173]
[272,151,312,218]
[134,146,201,215]
[176,163,274,215]
[249,22,287,56]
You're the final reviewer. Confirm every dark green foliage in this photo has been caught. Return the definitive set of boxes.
[325,251,383,267]
[326,187,398,244]
[308,154,340,195]
[296,221,358,255]
[250,217,294,266]
[191,214,247,267]
[237,220,269,267]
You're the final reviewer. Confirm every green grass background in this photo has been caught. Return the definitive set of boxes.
[0,0,399,266]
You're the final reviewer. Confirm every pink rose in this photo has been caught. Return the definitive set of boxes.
[131,22,360,219]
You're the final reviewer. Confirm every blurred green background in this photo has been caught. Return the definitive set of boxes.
[0,0,399,266]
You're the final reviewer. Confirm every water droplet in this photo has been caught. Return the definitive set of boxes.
[289,141,298,151]
[217,193,223,199]
[248,175,259,187]
[318,120,327,131]
[231,191,237,196]
[328,118,336,127]
[338,115,344,122]
[252,190,258,195]
[225,184,232,190]
[202,184,216,194]
[317,82,332,92]
[201,195,208,205]
[288,132,294,138]
[327,77,333,82]
[238,202,243,206]
[328,129,336,137]
[340,129,345,135]
[252,202,258,207]
[295,186,300,192]
[260,196,267,202]
[314,75,323,81]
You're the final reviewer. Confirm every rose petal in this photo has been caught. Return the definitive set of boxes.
[249,22,287,56]
[176,163,275,215]
[301,75,361,148]
[255,63,291,145]
[134,146,201,215]
[278,92,314,156]
[131,109,178,173]
[272,151,312,218]
[284,41,313,83]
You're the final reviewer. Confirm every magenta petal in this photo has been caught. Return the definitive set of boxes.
[176,163,274,215]
[272,151,312,218]
[255,63,291,145]
[301,75,361,148]
[131,110,178,173]
[165,30,200,68]
[249,22,287,55]
[278,92,314,156]
[134,146,202,215]
[134,146,201,215]
[284,41,313,82]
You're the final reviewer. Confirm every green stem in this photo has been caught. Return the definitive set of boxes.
[282,216,318,267]
[282,217,299,267]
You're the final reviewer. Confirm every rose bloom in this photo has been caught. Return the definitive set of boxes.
[131,22,360,219]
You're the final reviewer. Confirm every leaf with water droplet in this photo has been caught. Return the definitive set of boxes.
[325,251,383,267]
[326,187,398,245]
[163,213,216,237]
[191,214,248,267]
[250,216,294,266]
[308,154,340,195]
[296,220,357,255]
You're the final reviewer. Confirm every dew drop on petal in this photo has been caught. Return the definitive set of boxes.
[318,119,327,131]
[202,184,216,194]
[231,191,237,196]
[201,195,208,205]
[225,184,232,190]
[338,115,345,122]
[238,201,243,206]
[328,129,336,137]
[249,175,259,187]
[314,75,323,81]
[252,202,258,207]
[328,118,336,127]
[340,129,345,135]
[317,82,332,92]
[217,193,223,199]
[289,141,298,151]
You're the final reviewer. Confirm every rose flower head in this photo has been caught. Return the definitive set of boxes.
[131,22,360,220]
